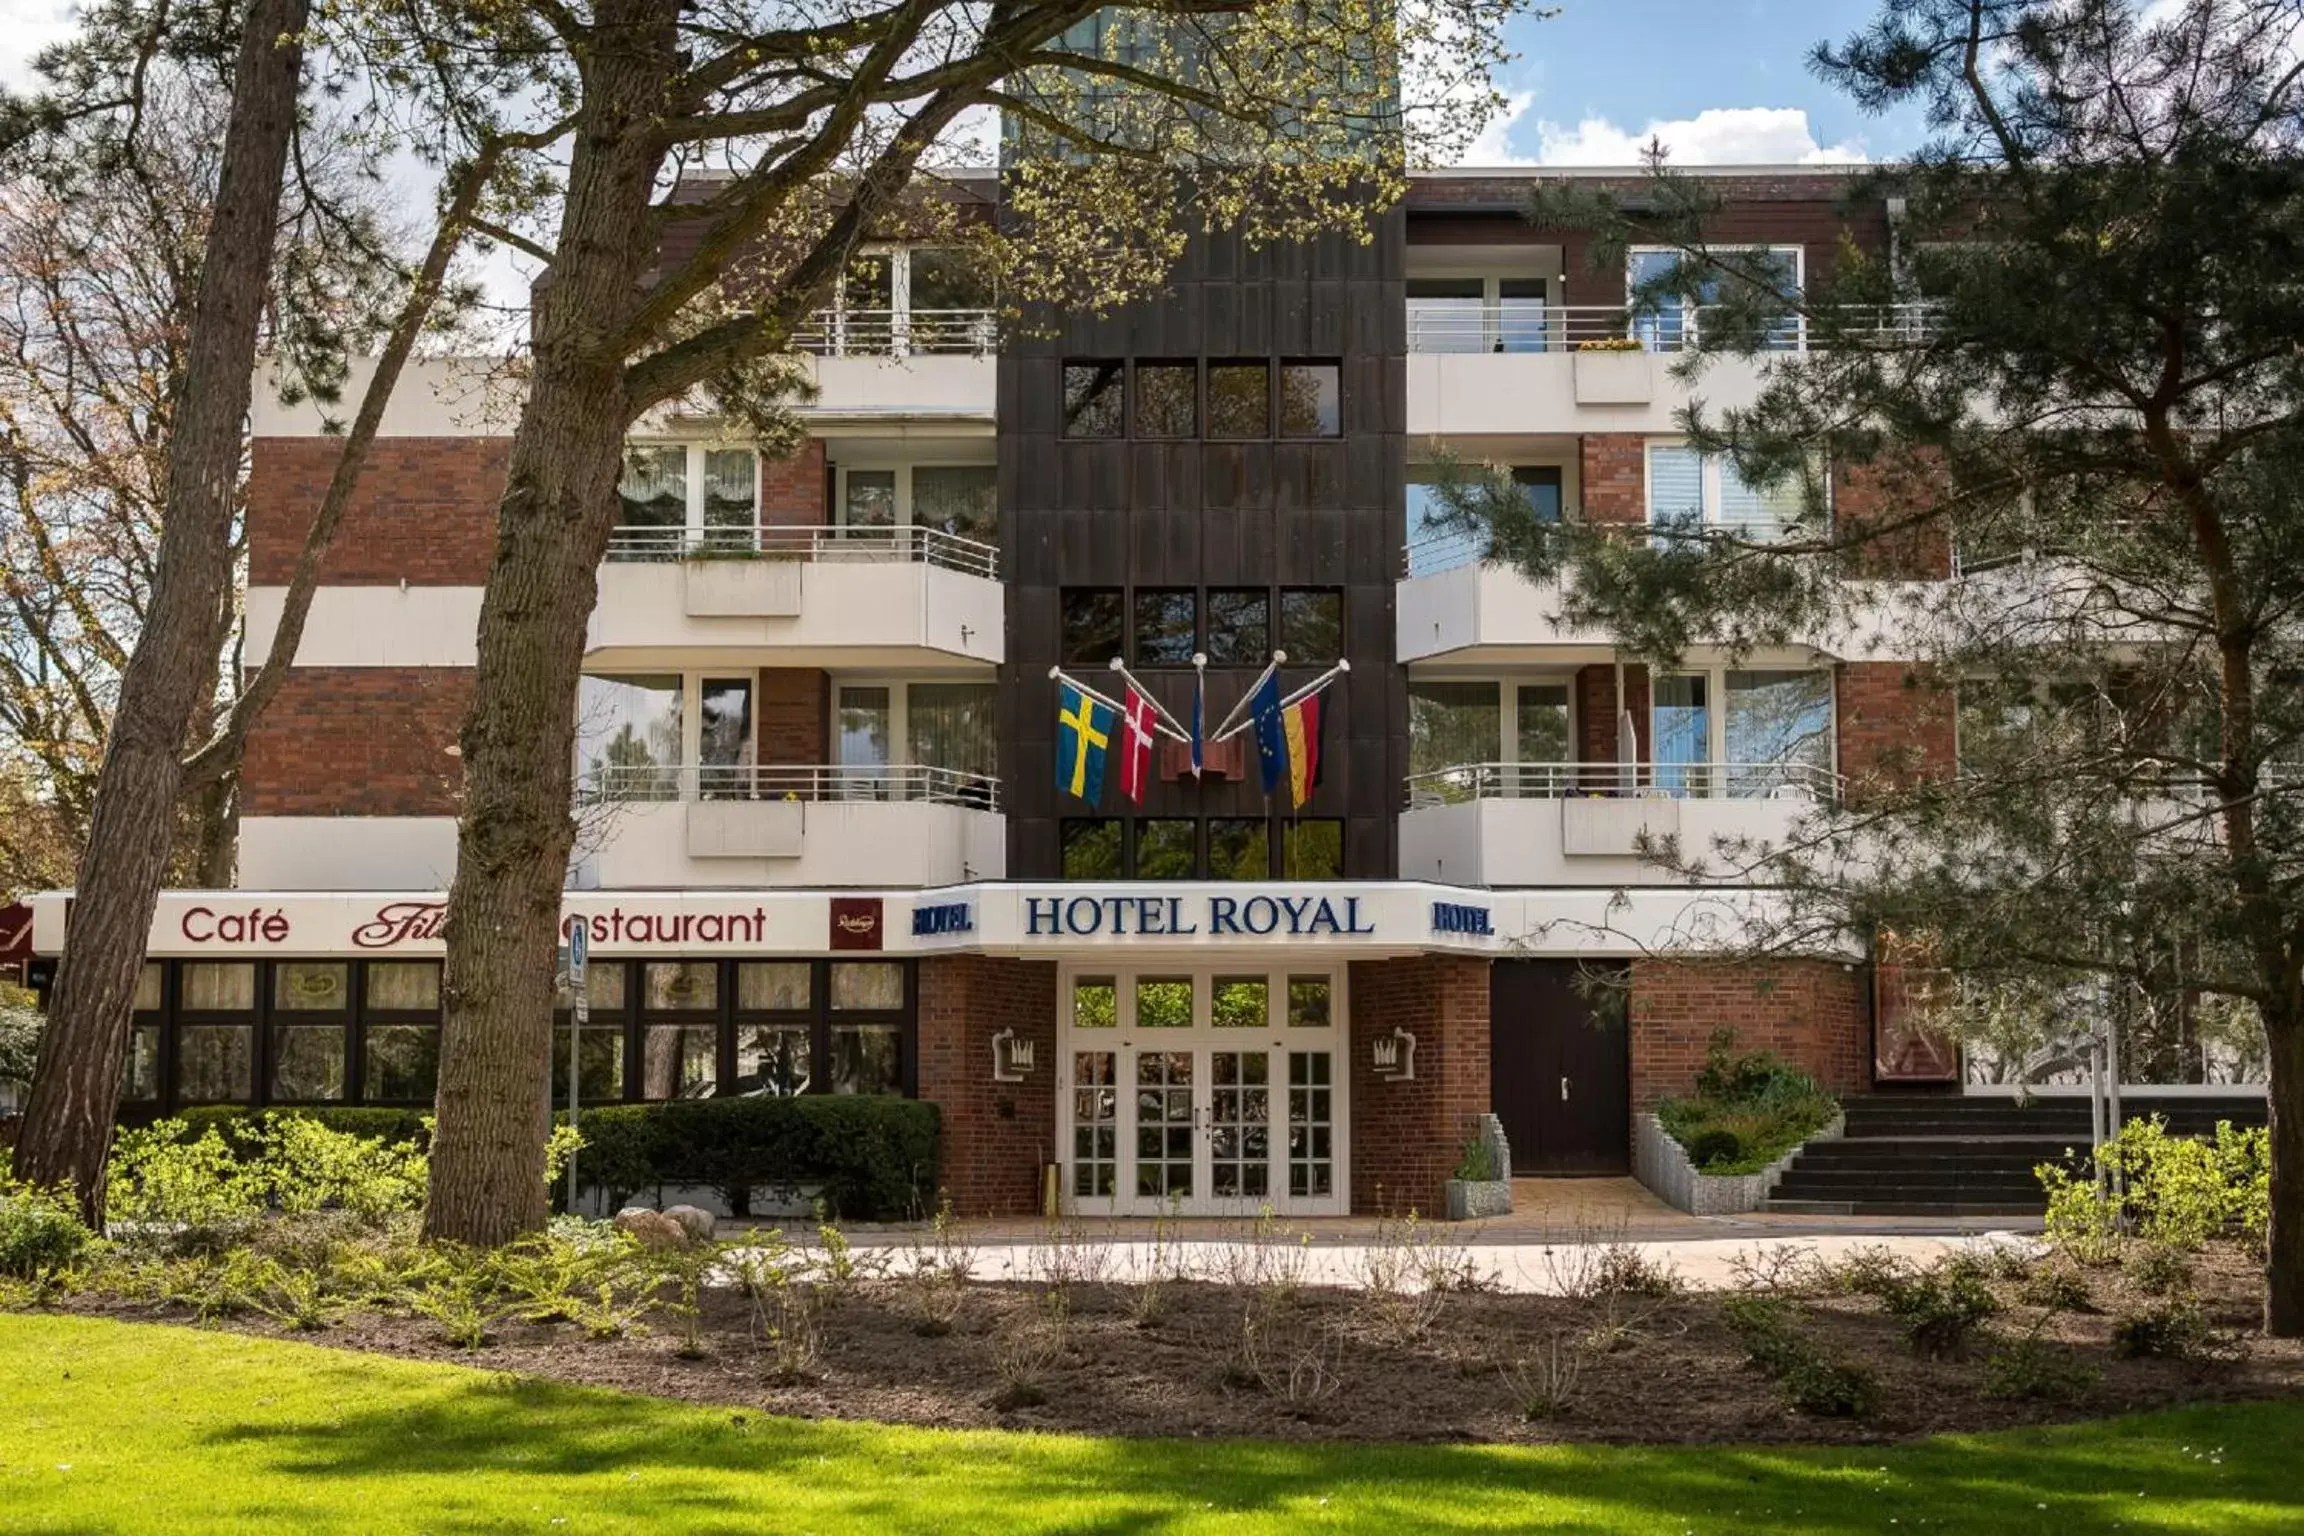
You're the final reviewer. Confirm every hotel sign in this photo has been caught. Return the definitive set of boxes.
[1023,892,1376,939]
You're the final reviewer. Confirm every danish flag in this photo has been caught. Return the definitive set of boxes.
[1119,686,1158,805]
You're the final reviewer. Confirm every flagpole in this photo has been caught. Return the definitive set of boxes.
[1104,658,1192,744]
[1277,658,1350,711]
[1046,665,1127,716]
[1207,652,1284,744]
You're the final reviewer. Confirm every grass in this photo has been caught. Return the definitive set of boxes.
[1,1314,2299,1534]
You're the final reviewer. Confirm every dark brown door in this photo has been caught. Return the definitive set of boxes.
[1490,960,1631,1175]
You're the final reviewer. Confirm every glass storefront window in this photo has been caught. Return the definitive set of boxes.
[1213,977,1268,1029]
[641,1025,715,1099]
[363,1026,439,1102]
[831,962,904,1011]
[133,962,163,1013]
[366,961,441,1012]
[553,1024,626,1102]
[737,1025,812,1096]
[831,1024,901,1095]
[738,962,812,1011]
[1136,977,1192,1029]
[177,1024,252,1103]
[644,962,718,1011]
[181,962,255,1012]
[271,1024,347,1101]
[273,961,348,1012]
[121,1023,160,1102]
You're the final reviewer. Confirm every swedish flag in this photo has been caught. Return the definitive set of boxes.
[1055,682,1117,803]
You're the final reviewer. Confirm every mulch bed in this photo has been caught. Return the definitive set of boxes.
[43,1245,2304,1445]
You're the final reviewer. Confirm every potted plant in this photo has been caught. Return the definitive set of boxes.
[1445,1114,1513,1220]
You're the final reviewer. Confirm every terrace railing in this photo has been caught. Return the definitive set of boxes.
[603,522,999,579]
[792,308,998,357]
[578,763,1002,811]
[1404,759,1842,809]
[1404,301,1937,356]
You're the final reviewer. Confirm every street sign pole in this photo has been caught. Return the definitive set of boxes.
[567,924,588,1213]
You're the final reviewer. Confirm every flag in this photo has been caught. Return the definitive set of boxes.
[1119,687,1158,805]
[1189,668,1205,778]
[1248,670,1287,796]
[1055,683,1116,803]
[1282,693,1321,809]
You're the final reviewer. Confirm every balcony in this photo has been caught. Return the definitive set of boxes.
[588,525,1003,669]
[1398,760,1838,887]
[1404,302,1934,436]
[791,308,996,423]
[1396,544,1612,659]
[572,764,1005,889]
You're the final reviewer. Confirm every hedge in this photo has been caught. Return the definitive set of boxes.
[564,1096,939,1222]
[161,1106,434,1147]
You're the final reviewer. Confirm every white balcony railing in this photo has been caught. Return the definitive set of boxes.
[579,763,1002,811]
[1405,760,1841,809]
[793,308,998,357]
[603,523,999,579]
[1404,301,1937,356]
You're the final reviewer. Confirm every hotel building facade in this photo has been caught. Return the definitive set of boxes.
[32,167,1990,1217]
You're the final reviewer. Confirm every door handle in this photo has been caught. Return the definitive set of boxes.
[1560,1075,1570,1102]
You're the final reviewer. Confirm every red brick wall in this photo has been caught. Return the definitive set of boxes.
[914,955,1058,1217]
[1574,663,1651,770]
[249,438,505,585]
[1629,958,1868,1106]
[1835,662,1956,803]
[1834,454,1952,580]
[756,669,828,764]
[1579,434,1646,525]
[241,668,471,815]
[1348,954,1490,1215]
[762,439,827,528]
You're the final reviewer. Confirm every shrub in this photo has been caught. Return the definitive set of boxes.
[1880,1255,2000,1359]
[167,1106,434,1147]
[109,1115,427,1232]
[0,1179,91,1279]
[2016,1262,2095,1313]
[1983,1336,2099,1402]
[2126,1242,2195,1297]
[1721,1294,1876,1418]
[569,1096,938,1221]
[2038,1118,2269,1262]
[1655,1031,1838,1176]
[2111,1298,2225,1361]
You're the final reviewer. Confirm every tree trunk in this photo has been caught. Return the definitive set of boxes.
[11,0,308,1223]
[188,769,238,888]
[421,0,679,1247]
[2266,1010,2304,1336]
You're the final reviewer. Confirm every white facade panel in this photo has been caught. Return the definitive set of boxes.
[243,586,485,668]
[585,559,1002,667]
[1398,796,1820,887]
[239,816,461,890]
[577,799,1005,889]
[1406,351,1775,436]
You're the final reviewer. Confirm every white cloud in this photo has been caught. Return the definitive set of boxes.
[0,2,78,91]
[1529,106,1869,167]
[1459,89,1543,166]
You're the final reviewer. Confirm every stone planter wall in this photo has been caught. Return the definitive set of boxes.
[1632,1110,1844,1216]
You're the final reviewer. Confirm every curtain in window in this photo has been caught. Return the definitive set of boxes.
[914,465,996,545]
[702,450,756,545]
[1646,444,1706,534]
[1408,682,1501,793]
[619,446,686,529]
[907,683,997,786]
[1716,459,1804,543]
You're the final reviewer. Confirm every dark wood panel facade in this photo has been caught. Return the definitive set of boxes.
[999,210,1409,879]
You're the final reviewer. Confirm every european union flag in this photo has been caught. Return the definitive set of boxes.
[1248,670,1287,796]
[1055,682,1117,803]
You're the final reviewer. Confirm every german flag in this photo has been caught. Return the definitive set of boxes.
[1282,693,1321,809]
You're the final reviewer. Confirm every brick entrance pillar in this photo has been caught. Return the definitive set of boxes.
[1347,955,1491,1215]
[914,955,1059,1217]
[1628,958,1868,1108]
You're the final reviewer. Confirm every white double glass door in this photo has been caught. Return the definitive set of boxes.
[1059,966,1347,1217]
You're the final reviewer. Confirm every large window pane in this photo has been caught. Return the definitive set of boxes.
[1726,670,1834,796]
[552,1024,626,1102]
[1653,674,1711,796]
[1134,589,1196,666]
[1136,819,1195,879]
[1062,819,1123,879]
[837,685,891,800]
[1213,977,1268,1029]
[1717,458,1803,542]
[133,963,163,1013]
[702,450,757,543]
[270,1024,346,1101]
[913,465,996,546]
[642,1026,716,1099]
[907,683,997,780]
[1287,976,1332,1029]
[1646,443,1706,535]
[1135,364,1196,437]
[1408,682,1501,777]
[365,961,440,1012]
[576,674,683,801]
[1279,590,1343,666]
[121,1023,160,1102]
[644,962,719,1011]
[553,962,627,1013]
[737,962,812,1011]
[1061,589,1123,666]
[1073,977,1117,1029]
[1278,362,1340,438]
[908,247,992,312]
[1062,363,1125,437]
[831,962,904,1011]
[1207,362,1269,437]
[177,1025,252,1103]
[1204,590,1269,666]
[362,1024,440,1101]
[273,961,348,1012]
[831,1025,901,1095]
[843,469,897,528]
[700,678,754,798]
[1282,819,1343,879]
[1208,818,1268,879]
[181,961,255,1013]
[1516,684,1572,767]
[843,250,894,311]
[618,445,686,529]
[1136,977,1192,1029]
[736,1025,812,1096]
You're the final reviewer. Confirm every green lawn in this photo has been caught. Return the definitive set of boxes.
[0,1315,2298,1534]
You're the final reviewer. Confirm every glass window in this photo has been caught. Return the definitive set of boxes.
[553,1024,626,1102]
[1061,588,1124,666]
[700,677,753,798]
[1408,682,1502,777]
[1135,363,1197,437]
[1136,977,1192,1029]
[618,445,686,529]
[1516,684,1572,766]
[843,468,898,528]
[1062,818,1123,879]
[553,962,628,1013]
[1213,977,1268,1029]
[1134,589,1196,666]
[575,674,683,802]
[1207,361,1269,437]
[1062,362,1125,437]
[1288,976,1332,1029]
[1278,362,1340,438]
[1279,590,1343,665]
[270,1023,346,1101]
[1653,673,1711,796]
[1648,442,1800,543]
[1629,247,1799,350]
[365,961,440,1012]
[177,1025,252,1103]
[1646,443,1707,535]
[737,962,812,1011]
[1282,820,1343,879]
[181,962,255,1012]
[1136,819,1195,879]
[831,1025,902,1095]
[362,1024,439,1102]
[1716,457,1804,542]
[121,1023,160,1102]
[1406,277,1485,353]
[909,247,992,312]
[844,249,894,311]
[641,1025,715,1099]
[644,962,719,1011]
[133,963,163,1013]
[737,1025,812,1096]
[1204,590,1269,666]
[1208,818,1268,879]
[836,685,892,797]
[914,465,996,546]
[1511,466,1564,522]
[907,683,997,783]
[1072,977,1117,1029]
[702,449,756,543]
[831,962,905,1011]
[1726,670,1834,796]
[270,962,345,1008]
